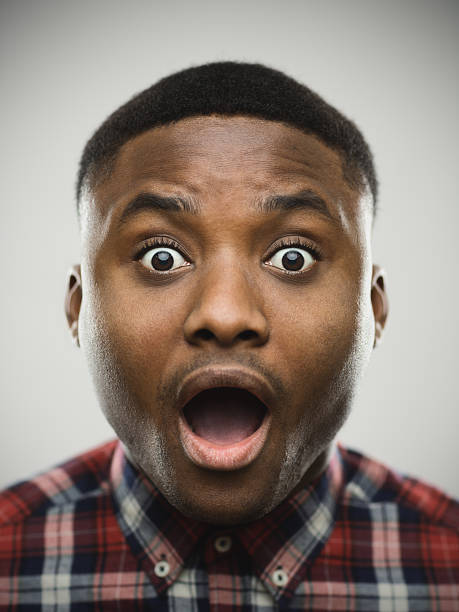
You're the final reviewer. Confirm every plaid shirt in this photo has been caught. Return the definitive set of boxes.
[0,440,458,611]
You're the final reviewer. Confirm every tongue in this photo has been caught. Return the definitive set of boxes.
[184,388,266,445]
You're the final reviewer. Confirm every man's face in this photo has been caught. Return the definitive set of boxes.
[71,116,382,525]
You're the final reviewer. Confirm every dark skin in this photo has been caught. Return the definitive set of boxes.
[66,116,388,526]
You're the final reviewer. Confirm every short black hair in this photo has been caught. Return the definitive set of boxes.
[77,61,377,213]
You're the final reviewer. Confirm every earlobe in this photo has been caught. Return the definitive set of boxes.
[65,265,82,348]
[371,264,389,348]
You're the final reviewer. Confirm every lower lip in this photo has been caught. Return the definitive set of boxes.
[178,412,271,471]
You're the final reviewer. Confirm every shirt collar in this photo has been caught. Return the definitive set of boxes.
[110,441,344,600]
[237,447,344,600]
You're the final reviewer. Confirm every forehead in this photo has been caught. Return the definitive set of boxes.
[88,115,369,228]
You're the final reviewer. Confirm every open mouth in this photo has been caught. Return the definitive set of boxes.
[179,386,271,471]
[183,387,267,445]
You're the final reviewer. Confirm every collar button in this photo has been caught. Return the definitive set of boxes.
[154,560,170,578]
[214,535,232,553]
[272,568,288,587]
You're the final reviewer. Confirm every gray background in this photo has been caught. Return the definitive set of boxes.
[1,0,458,497]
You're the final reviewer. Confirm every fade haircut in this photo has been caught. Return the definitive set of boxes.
[76,61,378,214]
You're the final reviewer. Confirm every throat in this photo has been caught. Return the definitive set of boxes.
[183,387,266,446]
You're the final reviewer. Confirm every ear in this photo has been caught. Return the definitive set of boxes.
[64,264,82,348]
[371,264,388,348]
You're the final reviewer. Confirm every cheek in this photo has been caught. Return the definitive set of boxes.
[269,280,374,490]
[108,276,186,348]
[79,273,185,406]
[270,274,374,401]
[79,280,185,477]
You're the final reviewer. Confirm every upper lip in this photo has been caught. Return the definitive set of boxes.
[176,367,275,413]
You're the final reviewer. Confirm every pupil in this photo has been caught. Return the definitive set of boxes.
[152,251,173,271]
[282,250,304,271]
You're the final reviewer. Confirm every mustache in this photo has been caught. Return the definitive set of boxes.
[157,352,285,408]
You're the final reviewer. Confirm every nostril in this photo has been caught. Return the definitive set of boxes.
[239,330,257,340]
[195,329,258,342]
[196,329,214,341]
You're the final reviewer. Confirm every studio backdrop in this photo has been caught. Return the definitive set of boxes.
[0,0,458,497]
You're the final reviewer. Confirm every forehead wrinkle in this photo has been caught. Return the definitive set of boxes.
[89,118,366,236]
[271,148,344,180]
[116,119,338,181]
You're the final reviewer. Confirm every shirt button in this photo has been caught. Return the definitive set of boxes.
[272,568,288,587]
[154,560,170,578]
[214,535,232,553]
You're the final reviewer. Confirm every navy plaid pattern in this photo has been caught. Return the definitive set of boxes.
[1,439,458,610]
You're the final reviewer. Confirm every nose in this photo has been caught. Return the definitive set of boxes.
[183,263,269,348]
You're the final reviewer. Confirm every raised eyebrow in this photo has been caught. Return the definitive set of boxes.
[117,189,334,226]
[255,189,335,221]
[118,192,200,226]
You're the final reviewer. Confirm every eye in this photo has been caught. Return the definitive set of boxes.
[266,245,316,273]
[139,245,189,273]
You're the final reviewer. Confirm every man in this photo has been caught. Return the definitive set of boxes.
[0,61,457,610]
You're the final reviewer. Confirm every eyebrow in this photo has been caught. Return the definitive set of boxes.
[118,192,200,226]
[255,189,334,220]
[117,188,334,226]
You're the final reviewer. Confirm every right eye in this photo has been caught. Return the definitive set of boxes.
[139,245,189,273]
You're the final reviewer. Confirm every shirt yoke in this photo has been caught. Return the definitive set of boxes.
[340,445,459,532]
[0,440,117,528]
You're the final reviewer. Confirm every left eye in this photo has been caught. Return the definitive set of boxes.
[266,246,315,273]
[139,247,189,272]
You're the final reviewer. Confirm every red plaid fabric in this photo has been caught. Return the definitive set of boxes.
[0,439,458,610]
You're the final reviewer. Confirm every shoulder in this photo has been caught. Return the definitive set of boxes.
[338,444,459,532]
[0,439,117,527]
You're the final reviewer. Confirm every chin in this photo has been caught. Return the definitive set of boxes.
[173,493,274,526]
